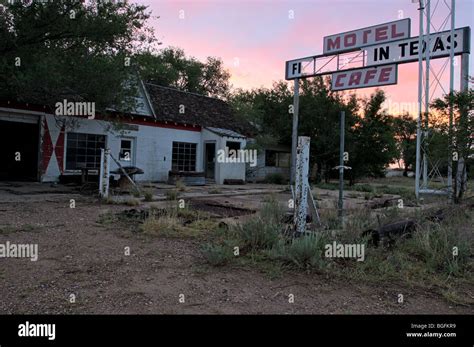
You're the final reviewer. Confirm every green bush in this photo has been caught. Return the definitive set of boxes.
[232,197,284,252]
[269,233,329,270]
[260,195,284,225]
[236,217,280,251]
[401,223,471,276]
[201,243,233,266]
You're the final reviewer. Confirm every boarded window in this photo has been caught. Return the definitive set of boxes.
[172,142,197,172]
[226,141,241,157]
[66,133,106,170]
[265,150,290,168]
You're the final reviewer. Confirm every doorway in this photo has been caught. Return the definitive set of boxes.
[0,119,39,181]
[204,142,216,179]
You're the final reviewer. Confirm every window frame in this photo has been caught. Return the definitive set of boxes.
[65,132,106,171]
[172,141,197,172]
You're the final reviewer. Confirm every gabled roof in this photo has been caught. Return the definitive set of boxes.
[144,83,254,136]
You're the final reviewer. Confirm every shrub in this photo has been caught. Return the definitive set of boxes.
[236,217,280,251]
[166,189,178,200]
[125,198,140,206]
[141,214,182,237]
[264,173,285,184]
[401,222,471,276]
[201,243,234,266]
[143,190,154,202]
[232,196,284,251]
[269,232,329,270]
[176,179,187,192]
[131,188,141,198]
[260,195,284,225]
[353,184,375,193]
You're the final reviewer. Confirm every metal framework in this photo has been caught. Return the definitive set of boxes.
[414,0,469,199]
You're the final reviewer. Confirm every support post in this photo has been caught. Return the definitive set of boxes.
[447,0,455,201]
[423,0,431,189]
[415,0,425,199]
[99,148,110,198]
[294,136,310,234]
[290,78,299,185]
[456,52,470,198]
[338,111,345,219]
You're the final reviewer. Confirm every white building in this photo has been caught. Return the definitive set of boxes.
[0,83,252,185]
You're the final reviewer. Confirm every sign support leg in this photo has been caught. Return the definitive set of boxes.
[294,136,310,234]
[290,78,299,185]
[338,111,345,220]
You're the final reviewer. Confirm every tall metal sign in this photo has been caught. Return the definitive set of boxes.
[286,1,470,232]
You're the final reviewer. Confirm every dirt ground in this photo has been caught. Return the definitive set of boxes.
[0,182,471,314]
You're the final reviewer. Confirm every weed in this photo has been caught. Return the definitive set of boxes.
[201,243,234,266]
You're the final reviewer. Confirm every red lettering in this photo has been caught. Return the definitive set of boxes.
[378,67,393,82]
[364,69,377,84]
[344,33,357,47]
[391,23,405,38]
[348,72,362,86]
[375,26,388,41]
[362,29,372,44]
[335,74,347,87]
[327,37,341,51]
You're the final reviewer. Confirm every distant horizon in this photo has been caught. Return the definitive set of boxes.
[142,0,473,115]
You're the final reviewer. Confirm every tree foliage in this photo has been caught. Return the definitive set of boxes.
[392,113,417,175]
[136,47,231,98]
[231,79,399,184]
[0,0,155,112]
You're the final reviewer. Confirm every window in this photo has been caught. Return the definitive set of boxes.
[66,133,106,170]
[119,139,132,162]
[226,141,241,157]
[172,142,197,172]
[265,150,290,168]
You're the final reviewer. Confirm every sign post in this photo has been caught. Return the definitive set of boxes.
[338,111,345,219]
[294,136,310,234]
[290,78,300,185]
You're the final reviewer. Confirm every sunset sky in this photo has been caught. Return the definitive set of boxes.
[142,0,473,114]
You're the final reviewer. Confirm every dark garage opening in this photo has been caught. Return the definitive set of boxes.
[0,120,39,181]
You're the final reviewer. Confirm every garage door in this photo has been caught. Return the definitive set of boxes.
[0,119,40,181]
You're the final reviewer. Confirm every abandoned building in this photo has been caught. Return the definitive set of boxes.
[0,83,261,185]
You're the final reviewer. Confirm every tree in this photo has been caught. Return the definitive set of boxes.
[347,90,398,184]
[393,113,417,175]
[136,48,231,98]
[231,80,399,185]
[431,87,474,201]
[0,0,156,113]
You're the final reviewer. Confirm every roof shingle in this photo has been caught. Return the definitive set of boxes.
[145,83,254,136]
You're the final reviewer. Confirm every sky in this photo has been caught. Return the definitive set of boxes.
[140,0,473,115]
